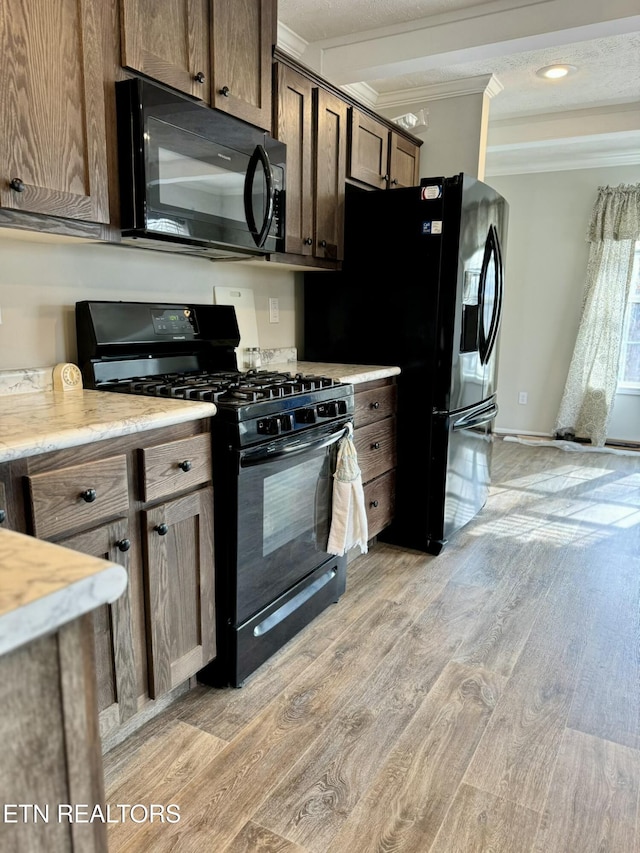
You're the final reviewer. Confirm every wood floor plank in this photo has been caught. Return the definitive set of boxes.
[567,552,640,750]
[453,549,553,678]
[253,582,493,851]
[104,719,227,849]
[222,821,309,853]
[113,591,439,852]
[462,564,595,812]
[532,728,640,853]
[101,441,640,853]
[325,662,505,853]
[429,783,540,853]
[175,546,454,741]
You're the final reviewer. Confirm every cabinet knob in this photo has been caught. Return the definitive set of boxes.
[372,442,381,450]
[219,86,230,97]
[155,522,169,536]
[80,488,97,503]
[319,240,327,248]
[383,174,389,182]
[370,401,380,409]
[390,178,399,186]
[0,509,6,524]
[178,459,192,472]
[9,177,25,193]
[193,71,206,84]
[370,500,379,508]
[304,237,313,246]
[116,538,131,552]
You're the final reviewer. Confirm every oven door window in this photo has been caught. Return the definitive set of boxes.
[234,424,346,626]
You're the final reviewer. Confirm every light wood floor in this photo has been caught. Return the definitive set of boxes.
[103,438,640,852]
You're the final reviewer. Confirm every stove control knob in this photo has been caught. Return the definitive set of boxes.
[317,402,338,418]
[337,400,348,414]
[279,414,294,432]
[257,417,281,435]
[296,407,316,424]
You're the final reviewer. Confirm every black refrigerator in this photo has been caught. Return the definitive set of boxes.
[304,173,508,554]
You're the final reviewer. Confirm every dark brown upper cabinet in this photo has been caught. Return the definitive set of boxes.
[349,108,421,190]
[274,64,314,257]
[313,88,348,262]
[119,0,211,101]
[0,0,110,224]
[211,0,275,131]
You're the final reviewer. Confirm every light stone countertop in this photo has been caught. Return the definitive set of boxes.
[0,389,217,463]
[265,361,401,385]
[0,528,128,657]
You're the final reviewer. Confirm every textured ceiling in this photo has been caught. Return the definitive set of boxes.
[278,0,484,43]
[371,32,640,119]
[279,0,640,121]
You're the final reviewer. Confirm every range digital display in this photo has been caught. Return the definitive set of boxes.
[151,308,198,337]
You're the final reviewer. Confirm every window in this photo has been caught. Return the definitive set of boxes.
[618,243,640,392]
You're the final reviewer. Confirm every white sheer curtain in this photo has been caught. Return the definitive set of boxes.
[555,184,640,446]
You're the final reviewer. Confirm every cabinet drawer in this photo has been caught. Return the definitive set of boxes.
[354,418,397,484]
[141,433,212,503]
[27,456,129,540]
[364,470,396,539]
[354,384,397,427]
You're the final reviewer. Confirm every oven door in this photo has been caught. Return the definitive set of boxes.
[234,420,351,626]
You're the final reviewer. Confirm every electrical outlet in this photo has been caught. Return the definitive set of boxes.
[518,391,528,405]
[269,297,279,324]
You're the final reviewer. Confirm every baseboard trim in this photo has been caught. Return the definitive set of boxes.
[494,428,553,438]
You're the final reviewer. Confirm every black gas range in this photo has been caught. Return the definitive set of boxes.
[76,301,354,686]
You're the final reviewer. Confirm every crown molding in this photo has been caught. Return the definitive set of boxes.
[376,74,503,110]
[276,21,309,60]
[486,133,640,175]
[339,81,379,109]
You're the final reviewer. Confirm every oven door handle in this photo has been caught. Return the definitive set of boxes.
[240,423,352,467]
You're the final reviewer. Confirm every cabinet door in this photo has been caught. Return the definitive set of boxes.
[60,520,138,737]
[348,110,389,190]
[314,88,348,261]
[120,0,210,100]
[0,0,109,223]
[389,132,421,188]
[211,0,274,130]
[144,487,215,699]
[274,64,314,256]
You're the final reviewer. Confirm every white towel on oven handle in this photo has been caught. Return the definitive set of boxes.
[327,423,369,556]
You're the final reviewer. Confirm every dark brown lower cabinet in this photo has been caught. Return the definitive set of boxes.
[353,378,398,541]
[144,487,216,699]
[60,520,138,737]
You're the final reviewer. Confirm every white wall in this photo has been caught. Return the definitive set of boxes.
[490,164,640,440]
[0,230,297,370]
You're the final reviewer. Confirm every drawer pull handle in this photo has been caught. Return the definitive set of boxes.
[116,538,131,552]
[178,459,192,472]
[370,500,379,508]
[155,522,169,536]
[372,442,381,450]
[80,488,97,503]
[0,509,5,524]
[371,401,380,409]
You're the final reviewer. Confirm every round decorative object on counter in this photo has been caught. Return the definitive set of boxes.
[53,363,83,392]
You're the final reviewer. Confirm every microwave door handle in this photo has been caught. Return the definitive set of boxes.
[243,144,275,248]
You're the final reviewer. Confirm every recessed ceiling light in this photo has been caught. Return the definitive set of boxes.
[536,64,577,80]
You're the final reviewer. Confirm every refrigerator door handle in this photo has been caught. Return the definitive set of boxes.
[484,225,504,364]
[451,402,498,431]
[478,225,503,365]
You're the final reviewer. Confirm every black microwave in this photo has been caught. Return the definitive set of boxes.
[115,78,285,259]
